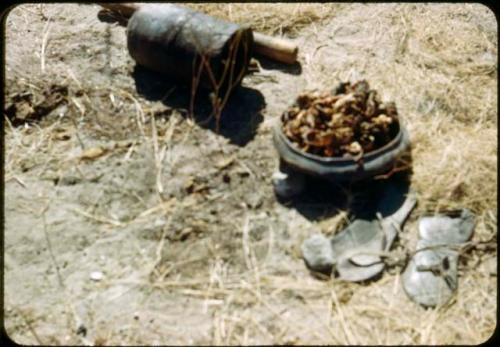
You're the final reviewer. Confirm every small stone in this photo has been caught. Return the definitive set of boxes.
[76,324,87,337]
[178,227,194,241]
[90,271,104,281]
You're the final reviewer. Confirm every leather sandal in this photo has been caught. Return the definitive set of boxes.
[402,209,475,307]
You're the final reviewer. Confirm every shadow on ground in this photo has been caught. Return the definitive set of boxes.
[280,170,413,222]
[132,65,266,146]
[256,55,302,75]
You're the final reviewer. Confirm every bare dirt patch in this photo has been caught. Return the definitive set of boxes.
[3,3,497,345]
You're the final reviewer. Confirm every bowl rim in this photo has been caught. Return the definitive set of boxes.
[275,118,405,163]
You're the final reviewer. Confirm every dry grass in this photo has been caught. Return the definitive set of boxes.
[4,3,496,346]
[185,3,342,37]
[182,3,497,345]
[386,4,497,220]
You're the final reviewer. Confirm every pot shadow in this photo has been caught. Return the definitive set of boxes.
[349,170,413,220]
[255,55,302,75]
[132,65,266,146]
[97,9,128,26]
[279,157,414,223]
[279,176,351,221]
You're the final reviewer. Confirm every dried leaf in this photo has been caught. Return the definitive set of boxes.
[215,156,235,170]
[80,147,106,160]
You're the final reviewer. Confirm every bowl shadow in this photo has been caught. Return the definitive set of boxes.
[279,159,413,223]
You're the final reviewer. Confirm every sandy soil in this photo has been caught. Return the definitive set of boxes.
[3,3,497,345]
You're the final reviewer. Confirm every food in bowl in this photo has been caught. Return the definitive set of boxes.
[281,80,400,160]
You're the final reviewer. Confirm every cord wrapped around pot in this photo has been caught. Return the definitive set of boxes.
[127,4,254,93]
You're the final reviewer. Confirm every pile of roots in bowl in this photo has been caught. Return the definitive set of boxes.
[281,80,400,159]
